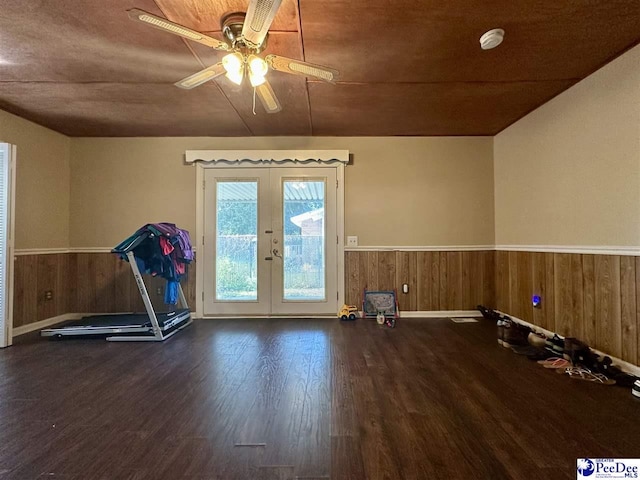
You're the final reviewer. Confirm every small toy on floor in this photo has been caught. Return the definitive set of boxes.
[338,304,359,321]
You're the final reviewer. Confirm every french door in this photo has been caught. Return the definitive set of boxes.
[202,167,338,316]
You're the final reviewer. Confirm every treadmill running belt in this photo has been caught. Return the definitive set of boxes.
[63,314,151,329]
[41,309,191,337]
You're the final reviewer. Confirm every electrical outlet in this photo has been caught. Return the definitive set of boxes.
[44,290,53,301]
[156,287,163,296]
[347,236,358,247]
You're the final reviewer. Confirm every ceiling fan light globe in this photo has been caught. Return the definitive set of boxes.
[222,52,244,74]
[248,55,268,77]
[250,73,266,87]
[226,68,244,85]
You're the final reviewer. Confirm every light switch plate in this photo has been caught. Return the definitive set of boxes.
[347,236,358,247]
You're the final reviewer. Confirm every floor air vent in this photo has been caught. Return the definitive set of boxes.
[450,317,479,323]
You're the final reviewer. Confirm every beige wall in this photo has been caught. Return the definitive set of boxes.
[494,44,640,247]
[70,136,494,248]
[0,109,70,249]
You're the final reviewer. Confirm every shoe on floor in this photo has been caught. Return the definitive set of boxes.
[478,305,501,321]
[511,345,546,356]
[563,337,592,365]
[497,315,512,347]
[558,366,616,385]
[633,380,640,398]
[538,357,571,369]
[545,334,564,355]
[578,358,637,388]
[502,322,531,348]
[528,331,547,348]
[584,354,612,374]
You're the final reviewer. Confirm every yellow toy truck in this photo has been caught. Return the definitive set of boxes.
[338,304,359,321]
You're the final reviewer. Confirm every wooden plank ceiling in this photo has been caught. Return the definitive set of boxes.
[0,0,638,137]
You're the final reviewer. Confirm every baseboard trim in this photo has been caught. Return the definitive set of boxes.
[400,310,482,318]
[496,310,640,377]
[12,313,84,336]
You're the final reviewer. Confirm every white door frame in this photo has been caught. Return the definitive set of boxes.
[192,150,347,318]
[0,144,16,348]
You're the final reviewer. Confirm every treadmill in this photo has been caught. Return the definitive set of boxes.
[42,239,193,341]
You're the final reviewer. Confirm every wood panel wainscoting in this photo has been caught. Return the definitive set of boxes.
[344,250,496,312]
[14,250,496,331]
[495,251,640,366]
[13,253,197,330]
[13,249,640,369]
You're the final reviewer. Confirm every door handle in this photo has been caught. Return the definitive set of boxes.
[272,248,282,259]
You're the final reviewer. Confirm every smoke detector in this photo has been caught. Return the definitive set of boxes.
[479,28,505,50]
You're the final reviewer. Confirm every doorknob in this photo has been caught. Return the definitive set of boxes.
[272,248,282,258]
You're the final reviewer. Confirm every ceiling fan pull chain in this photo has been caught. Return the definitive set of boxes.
[252,87,257,115]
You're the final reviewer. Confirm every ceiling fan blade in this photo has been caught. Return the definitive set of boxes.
[256,80,282,113]
[241,0,282,48]
[127,8,229,51]
[265,55,338,83]
[175,63,226,89]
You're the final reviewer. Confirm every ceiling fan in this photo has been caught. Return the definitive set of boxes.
[127,0,339,113]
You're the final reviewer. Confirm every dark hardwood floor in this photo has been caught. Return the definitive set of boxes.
[1,318,639,479]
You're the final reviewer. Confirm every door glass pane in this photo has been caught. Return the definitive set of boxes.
[282,180,325,301]
[216,181,258,301]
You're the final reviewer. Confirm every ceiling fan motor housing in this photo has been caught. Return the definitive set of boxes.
[221,12,267,53]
